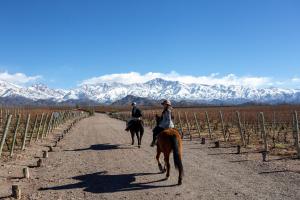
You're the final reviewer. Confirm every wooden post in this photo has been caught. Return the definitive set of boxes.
[257,113,261,138]
[10,114,21,157]
[37,158,42,167]
[23,167,30,179]
[236,111,246,147]
[50,117,56,132]
[12,185,21,199]
[201,137,206,144]
[262,151,268,162]
[172,111,176,128]
[21,114,30,150]
[193,113,201,138]
[260,112,269,153]
[205,111,212,139]
[29,115,38,144]
[293,111,300,159]
[0,108,2,126]
[43,150,48,158]
[45,113,54,137]
[219,110,226,142]
[49,146,54,152]
[184,112,192,140]
[178,112,184,139]
[214,141,220,148]
[236,145,241,154]
[269,111,276,148]
[41,114,49,140]
[0,115,12,157]
[35,113,45,142]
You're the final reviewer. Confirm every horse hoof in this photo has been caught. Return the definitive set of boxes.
[158,164,164,172]
[138,145,141,148]
[178,179,182,185]
[163,167,167,173]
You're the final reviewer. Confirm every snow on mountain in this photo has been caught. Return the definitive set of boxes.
[0,81,67,101]
[0,78,299,104]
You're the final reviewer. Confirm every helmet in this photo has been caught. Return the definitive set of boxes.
[161,99,171,106]
[131,102,137,106]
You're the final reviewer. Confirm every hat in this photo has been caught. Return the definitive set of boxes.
[131,102,137,106]
[161,99,171,106]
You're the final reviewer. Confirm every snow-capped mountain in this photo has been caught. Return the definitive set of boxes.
[0,81,68,100]
[0,78,300,105]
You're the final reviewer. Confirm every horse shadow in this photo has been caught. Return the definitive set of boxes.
[39,171,177,194]
[64,143,133,152]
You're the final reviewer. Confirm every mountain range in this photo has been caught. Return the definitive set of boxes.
[0,78,299,106]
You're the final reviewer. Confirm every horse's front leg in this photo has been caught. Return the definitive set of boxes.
[130,130,135,145]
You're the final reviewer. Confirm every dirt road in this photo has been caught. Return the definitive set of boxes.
[4,113,300,200]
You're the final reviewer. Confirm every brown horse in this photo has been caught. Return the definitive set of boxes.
[155,115,184,185]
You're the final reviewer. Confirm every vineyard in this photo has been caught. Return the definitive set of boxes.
[111,105,300,159]
[0,107,89,160]
[0,105,299,199]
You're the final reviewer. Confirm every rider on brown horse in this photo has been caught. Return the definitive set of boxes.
[150,100,174,147]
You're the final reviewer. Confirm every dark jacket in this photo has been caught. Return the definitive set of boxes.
[132,107,142,118]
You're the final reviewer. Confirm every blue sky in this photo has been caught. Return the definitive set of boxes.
[0,0,299,89]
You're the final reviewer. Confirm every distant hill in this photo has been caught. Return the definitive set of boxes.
[111,95,159,106]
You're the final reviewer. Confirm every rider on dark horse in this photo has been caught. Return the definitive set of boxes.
[125,102,143,131]
[150,100,174,147]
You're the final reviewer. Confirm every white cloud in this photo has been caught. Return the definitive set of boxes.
[0,71,41,85]
[80,71,273,88]
[292,77,300,82]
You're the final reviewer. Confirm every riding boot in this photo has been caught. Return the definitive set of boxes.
[150,129,159,147]
[125,124,129,131]
[125,120,133,131]
[150,139,157,147]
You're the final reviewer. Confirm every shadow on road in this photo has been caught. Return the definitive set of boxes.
[259,170,300,175]
[207,151,256,156]
[64,143,134,152]
[39,171,177,194]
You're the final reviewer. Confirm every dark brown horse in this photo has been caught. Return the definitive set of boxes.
[155,115,184,185]
[128,120,144,148]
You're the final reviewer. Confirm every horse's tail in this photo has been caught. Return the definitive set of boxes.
[170,134,184,176]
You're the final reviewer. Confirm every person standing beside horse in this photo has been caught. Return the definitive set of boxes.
[150,100,174,147]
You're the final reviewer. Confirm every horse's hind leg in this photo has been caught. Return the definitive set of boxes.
[164,151,171,179]
[139,127,144,147]
[136,131,141,148]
